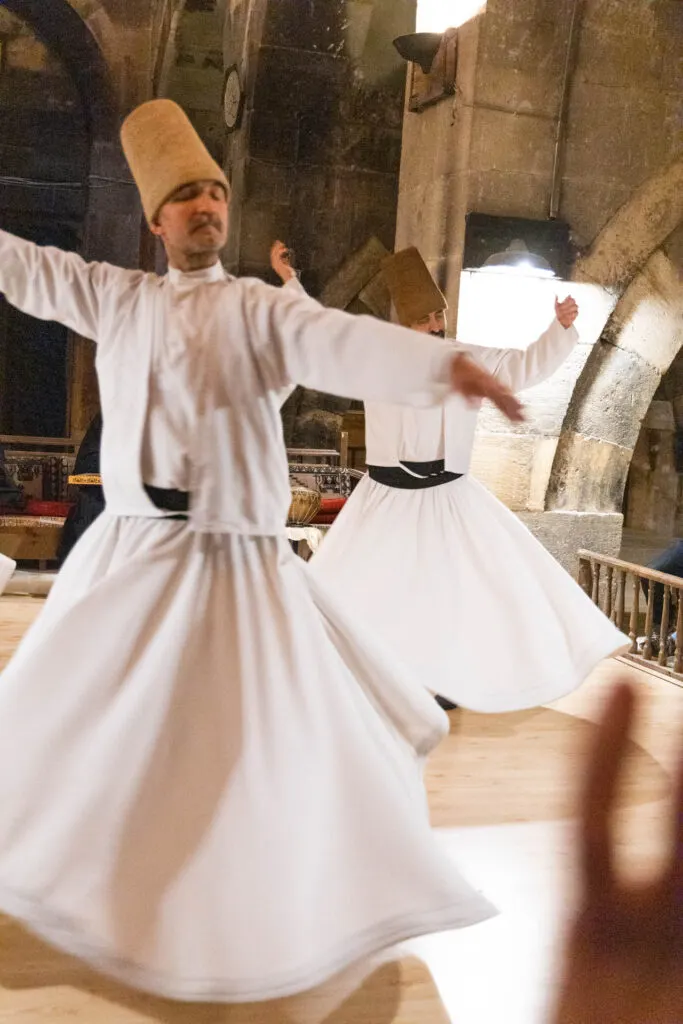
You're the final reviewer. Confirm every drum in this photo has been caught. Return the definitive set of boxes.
[287,480,321,526]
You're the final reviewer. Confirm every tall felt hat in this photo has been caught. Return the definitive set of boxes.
[120,99,229,225]
[381,247,448,327]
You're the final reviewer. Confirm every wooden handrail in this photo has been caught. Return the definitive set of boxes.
[0,436,75,448]
[578,548,683,685]
[578,549,683,588]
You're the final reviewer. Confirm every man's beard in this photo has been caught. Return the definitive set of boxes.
[187,215,225,252]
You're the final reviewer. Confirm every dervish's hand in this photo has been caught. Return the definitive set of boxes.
[270,240,297,283]
[551,681,683,1024]
[450,353,525,422]
[555,295,579,329]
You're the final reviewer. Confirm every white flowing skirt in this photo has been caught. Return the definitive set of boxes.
[0,553,15,594]
[0,513,494,1002]
[309,474,629,712]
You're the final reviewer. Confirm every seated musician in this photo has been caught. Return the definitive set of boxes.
[57,412,104,565]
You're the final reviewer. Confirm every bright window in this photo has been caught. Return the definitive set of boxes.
[416,0,486,33]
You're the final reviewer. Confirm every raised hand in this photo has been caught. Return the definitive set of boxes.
[555,295,579,329]
[552,681,683,1024]
[270,240,297,284]
[450,353,525,422]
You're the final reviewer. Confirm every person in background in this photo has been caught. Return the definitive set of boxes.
[57,412,103,566]
[636,539,683,655]
[310,247,629,716]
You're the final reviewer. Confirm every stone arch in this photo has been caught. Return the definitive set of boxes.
[0,0,141,435]
[1,0,117,140]
[546,158,683,522]
[571,160,683,290]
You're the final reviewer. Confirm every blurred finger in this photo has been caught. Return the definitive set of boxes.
[495,392,525,422]
[483,380,524,421]
[579,682,636,901]
[665,735,683,900]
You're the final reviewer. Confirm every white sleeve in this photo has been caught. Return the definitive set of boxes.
[0,228,131,342]
[243,281,455,407]
[276,278,308,405]
[282,276,306,295]
[459,319,579,392]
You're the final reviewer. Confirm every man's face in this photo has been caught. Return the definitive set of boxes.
[151,180,229,261]
[409,309,447,338]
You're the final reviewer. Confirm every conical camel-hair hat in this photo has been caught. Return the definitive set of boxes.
[381,247,448,327]
[120,99,229,225]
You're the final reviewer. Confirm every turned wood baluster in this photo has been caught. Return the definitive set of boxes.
[615,570,626,631]
[604,566,614,619]
[578,557,592,596]
[675,597,683,676]
[629,573,640,654]
[643,578,655,661]
[658,585,671,666]
[591,560,601,608]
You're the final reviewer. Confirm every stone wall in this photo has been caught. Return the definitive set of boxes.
[219,0,414,446]
[0,1,177,439]
[0,9,86,436]
[623,347,683,543]
[163,0,225,165]
[394,0,683,570]
[624,399,679,539]
[222,0,413,291]
[398,0,682,297]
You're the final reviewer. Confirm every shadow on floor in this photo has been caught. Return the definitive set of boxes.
[0,917,452,1023]
[429,705,669,827]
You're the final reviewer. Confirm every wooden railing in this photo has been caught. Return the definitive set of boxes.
[578,549,683,685]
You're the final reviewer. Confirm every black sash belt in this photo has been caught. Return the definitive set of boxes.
[367,460,462,490]
[144,484,190,519]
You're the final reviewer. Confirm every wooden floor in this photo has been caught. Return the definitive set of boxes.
[0,596,680,1023]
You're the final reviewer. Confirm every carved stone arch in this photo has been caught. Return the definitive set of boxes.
[571,160,683,290]
[1,0,117,140]
[546,159,683,520]
[0,0,142,435]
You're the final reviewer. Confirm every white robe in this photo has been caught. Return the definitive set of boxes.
[310,322,630,712]
[0,230,495,1002]
[0,553,15,594]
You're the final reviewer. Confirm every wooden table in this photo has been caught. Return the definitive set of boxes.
[0,514,65,564]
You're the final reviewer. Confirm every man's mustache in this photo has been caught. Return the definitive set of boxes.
[191,215,223,231]
[430,329,446,339]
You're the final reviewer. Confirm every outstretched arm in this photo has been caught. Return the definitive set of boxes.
[0,229,128,341]
[461,296,580,393]
[242,279,524,421]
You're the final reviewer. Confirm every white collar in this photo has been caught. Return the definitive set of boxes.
[167,262,226,288]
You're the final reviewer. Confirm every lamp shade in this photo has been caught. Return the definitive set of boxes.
[479,239,555,278]
[392,32,443,73]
